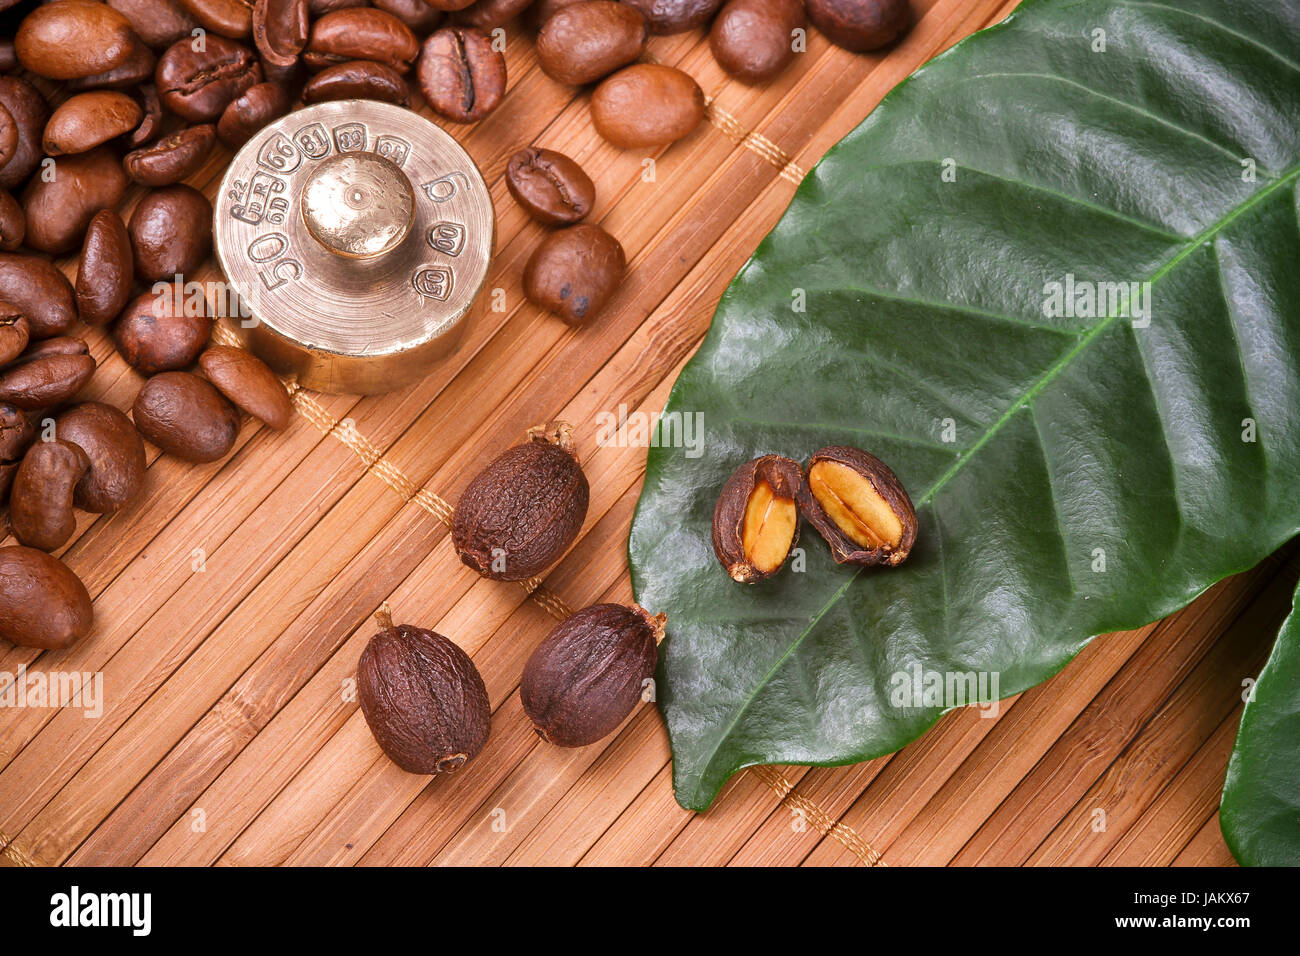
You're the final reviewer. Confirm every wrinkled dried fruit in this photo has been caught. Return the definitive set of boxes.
[356,605,491,774]
[712,454,801,582]
[799,445,917,566]
[521,602,664,747]
[452,421,589,581]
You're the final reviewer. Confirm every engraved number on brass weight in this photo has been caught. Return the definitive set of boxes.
[428,222,465,256]
[248,233,302,291]
[335,123,367,153]
[374,135,411,167]
[420,171,468,203]
[413,267,453,300]
[295,123,331,160]
[257,133,302,174]
[229,172,289,226]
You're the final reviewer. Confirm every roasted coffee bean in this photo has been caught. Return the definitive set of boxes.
[217,81,289,147]
[43,91,143,156]
[10,440,89,551]
[258,53,304,87]
[0,401,33,460]
[422,0,477,11]
[0,191,22,252]
[114,291,212,374]
[108,0,200,50]
[805,0,909,51]
[303,59,410,105]
[712,454,802,582]
[451,421,589,581]
[710,0,804,82]
[620,0,722,34]
[506,147,594,225]
[133,371,240,462]
[521,603,663,747]
[0,103,17,170]
[21,146,128,254]
[0,301,27,365]
[199,345,291,429]
[0,462,15,505]
[177,0,256,38]
[15,336,91,362]
[536,2,646,85]
[522,223,624,324]
[65,36,157,91]
[451,0,534,30]
[253,0,309,67]
[156,34,262,122]
[0,546,94,650]
[128,84,165,147]
[0,77,50,191]
[526,0,583,29]
[373,0,444,35]
[0,254,78,339]
[309,0,368,13]
[55,402,147,513]
[0,38,14,74]
[129,185,213,283]
[357,607,492,774]
[798,445,917,565]
[590,63,704,148]
[15,0,137,80]
[124,123,216,186]
[75,211,133,327]
[0,345,96,410]
[305,9,420,72]
[417,27,506,122]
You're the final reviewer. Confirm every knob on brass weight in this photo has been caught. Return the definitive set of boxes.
[213,100,494,395]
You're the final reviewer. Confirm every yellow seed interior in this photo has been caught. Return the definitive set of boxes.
[809,460,902,550]
[741,480,798,574]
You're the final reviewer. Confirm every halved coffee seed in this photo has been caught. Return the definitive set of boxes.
[799,445,917,566]
[712,454,801,583]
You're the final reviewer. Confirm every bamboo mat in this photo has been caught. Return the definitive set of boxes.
[0,0,1276,866]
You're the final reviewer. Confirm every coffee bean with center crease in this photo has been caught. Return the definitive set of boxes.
[157,34,262,122]
[0,103,18,170]
[418,27,506,123]
[506,148,595,226]
[108,0,200,50]
[590,63,704,148]
[0,300,27,365]
[43,91,143,156]
[805,0,910,51]
[10,439,89,552]
[523,223,625,324]
[22,146,128,254]
[0,339,96,410]
[0,191,22,251]
[0,401,33,460]
[129,185,214,283]
[536,2,647,86]
[124,124,216,187]
[0,546,94,650]
[217,81,289,147]
[303,60,411,106]
[0,254,78,339]
[66,36,157,91]
[133,371,241,462]
[0,77,50,191]
[710,0,805,83]
[15,0,137,80]
[76,211,133,327]
[114,291,213,374]
[253,0,309,67]
[306,9,420,72]
[177,0,256,38]
[199,345,292,429]
[451,0,534,30]
[55,402,147,513]
[619,0,722,34]
[374,0,445,33]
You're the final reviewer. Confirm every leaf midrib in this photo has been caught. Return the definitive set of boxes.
[687,161,1300,806]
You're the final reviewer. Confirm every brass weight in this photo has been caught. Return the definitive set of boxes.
[213,100,494,394]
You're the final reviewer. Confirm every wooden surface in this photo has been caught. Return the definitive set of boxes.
[0,0,1280,866]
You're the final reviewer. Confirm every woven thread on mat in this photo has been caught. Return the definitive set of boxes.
[751,766,886,866]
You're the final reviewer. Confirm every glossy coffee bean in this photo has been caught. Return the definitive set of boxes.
[177,0,257,38]
[128,84,165,147]
[43,91,143,156]
[108,0,200,50]
[590,63,704,148]
[76,210,134,327]
[374,0,445,33]
[217,81,290,147]
[417,27,506,122]
[156,34,262,122]
[124,124,216,186]
[65,37,157,91]
[0,38,14,75]
[620,0,722,34]
[55,402,147,513]
[253,0,309,67]
[0,190,23,251]
[0,77,50,191]
[0,342,96,410]
[133,371,241,462]
[526,0,583,29]
[0,300,27,365]
[422,0,478,11]
[114,291,213,374]
[200,345,292,429]
[536,2,646,86]
[0,254,78,339]
[805,0,909,51]
[22,146,129,254]
[129,185,214,283]
[710,0,804,82]
[15,0,137,80]
[303,60,410,106]
[306,9,420,72]
[0,546,94,650]
[10,439,89,551]
[451,0,534,29]
[0,400,34,460]
[506,147,594,225]
[0,103,16,171]
[310,0,369,13]
[523,223,625,324]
